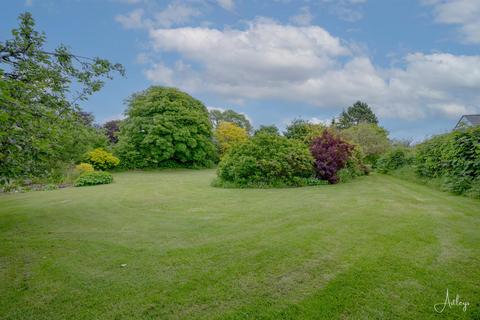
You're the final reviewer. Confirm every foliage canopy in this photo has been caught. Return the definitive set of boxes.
[209,109,252,134]
[214,121,248,156]
[341,123,390,164]
[416,127,479,186]
[310,130,354,184]
[254,125,280,136]
[336,101,378,129]
[217,134,315,187]
[85,148,120,171]
[0,12,123,184]
[116,86,216,168]
[284,119,325,144]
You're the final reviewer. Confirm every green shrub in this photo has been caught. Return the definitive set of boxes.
[337,168,356,183]
[376,148,413,173]
[341,123,390,165]
[217,134,315,187]
[466,177,480,199]
[345,147,370,177]
[416,127,480,179]
[74,171,113,187]
[85,148,120,170]
[441,176,473,195]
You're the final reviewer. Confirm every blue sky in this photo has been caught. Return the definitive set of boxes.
[2,0,480,140]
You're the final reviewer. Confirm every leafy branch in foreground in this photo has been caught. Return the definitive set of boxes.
[0,12,125,184]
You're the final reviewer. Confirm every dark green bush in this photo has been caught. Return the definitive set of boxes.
[441,175,473,195]
[379,127,479,197]
[116,86,216,169]
[414,127,479,196]
[376,148,413,173]
[466,177,480,199]
[217,134,315,187]
[416,127,480,179]
[74,171,113,187]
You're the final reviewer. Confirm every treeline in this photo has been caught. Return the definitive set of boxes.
[2,13,478,197]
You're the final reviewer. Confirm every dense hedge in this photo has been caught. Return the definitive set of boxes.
[377,127,479,198]
[415,127,479,196]
[416,127,479,179]
[216,133,315,187]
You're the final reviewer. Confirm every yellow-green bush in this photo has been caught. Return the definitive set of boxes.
[85,148,120,170]
[75,163,94,174]
[214,121,248,156]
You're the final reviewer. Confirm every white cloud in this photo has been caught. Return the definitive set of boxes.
[115,9,145,29]
[289,6,313,26]
[144,20,480,120]
[144,63,175,86]
[310,117,332,125]
[115,1,202,30]
[217,0,234,10]
[154,1,202,28]
[321,0,366,22]
[424,0,480,43]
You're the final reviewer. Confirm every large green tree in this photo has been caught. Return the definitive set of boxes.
[116,86,216,168]
[209,109,252,134]
[336,101,378,129]
[0,12,123,184]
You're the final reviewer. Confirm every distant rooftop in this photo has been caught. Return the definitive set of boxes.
[455,114,480,129]
[463,115,480,126]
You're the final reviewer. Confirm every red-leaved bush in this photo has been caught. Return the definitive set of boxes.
[310,130,354,184]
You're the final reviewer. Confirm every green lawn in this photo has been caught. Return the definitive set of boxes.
[1,170,479,319]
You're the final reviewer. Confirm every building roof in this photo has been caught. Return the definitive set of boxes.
[463,115,480,126]
[455,114,480,129]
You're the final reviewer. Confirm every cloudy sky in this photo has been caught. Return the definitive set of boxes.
[2,0,480,140]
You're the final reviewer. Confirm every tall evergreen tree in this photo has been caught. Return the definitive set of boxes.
[337,101,378,129]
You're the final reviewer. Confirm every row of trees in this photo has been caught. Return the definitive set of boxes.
[214,104,380,187]
[0,12,391,189]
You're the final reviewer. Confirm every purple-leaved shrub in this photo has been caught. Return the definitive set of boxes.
[310,130,354,184]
